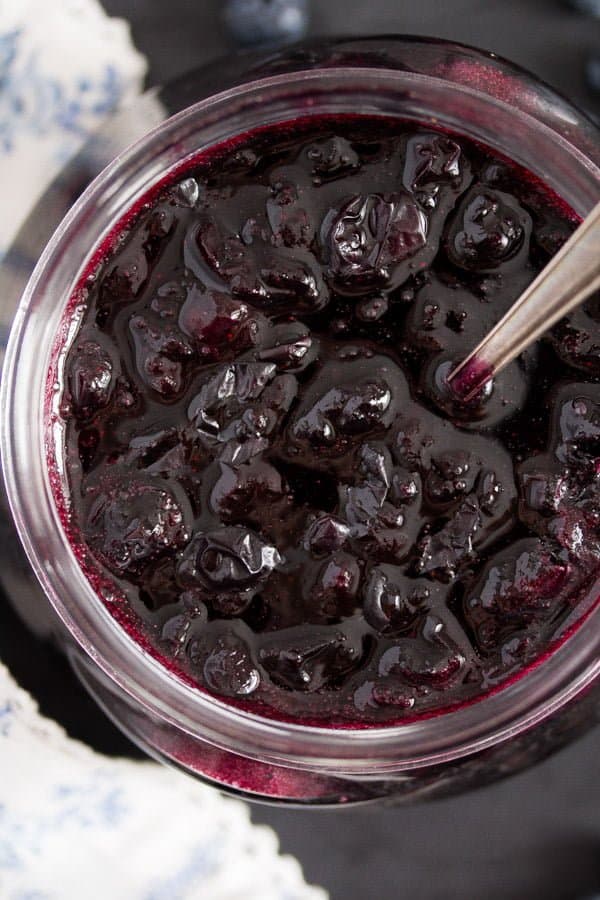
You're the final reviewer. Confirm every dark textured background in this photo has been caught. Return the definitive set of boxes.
[2,2,600,898]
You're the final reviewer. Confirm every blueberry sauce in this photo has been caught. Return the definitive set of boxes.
[55,116,600,724]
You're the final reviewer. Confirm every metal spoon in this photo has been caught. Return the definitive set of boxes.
[446,198,600,401]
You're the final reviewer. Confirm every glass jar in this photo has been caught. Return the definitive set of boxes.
[2,37,600,806]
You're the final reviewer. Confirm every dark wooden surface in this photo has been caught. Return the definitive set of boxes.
[2,2,600,898]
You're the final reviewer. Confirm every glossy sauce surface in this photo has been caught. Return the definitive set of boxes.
[59,117,600,723]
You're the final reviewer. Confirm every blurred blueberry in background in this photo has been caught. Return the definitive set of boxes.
[586,53,600,93]
[223,0,309,46]
[564,0,600,15]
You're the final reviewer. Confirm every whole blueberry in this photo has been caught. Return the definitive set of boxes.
[223,0,309,46]
[564,0,600,16]
[586,53,600,93]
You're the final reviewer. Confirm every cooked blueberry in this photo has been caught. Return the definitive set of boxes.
[188,624,260,697]
[178,285,250,347]
[393,401,516,523]
[101,243,148,303]
[255,321,319,371]
[129,315,192,398]
[67,339,117,419]
[415,497,482,581]
[187,362,278,441]
[192,216,328,313]
[321,192,428,295]
[402,132,468,199]
[352,294,388,322]
[310,552,360,607]
[177,526,282,591]
[425,449,476,507]
[266,181,314,247]
[304,515,351,555]
[378,615,466,687]
[550,384,600,463]
[363,565,435,633]
[549,295,600,374]
[85,477,191,574]
[444,186,531,273]
[306,136,360,180]
[290,353,407,455]
[464,538,574,650]
[259,623,364,691]
[209,458,289,524]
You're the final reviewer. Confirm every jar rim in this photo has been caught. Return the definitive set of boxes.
[3,38,600,774]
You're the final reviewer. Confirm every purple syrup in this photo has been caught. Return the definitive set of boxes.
[53,115,600,725]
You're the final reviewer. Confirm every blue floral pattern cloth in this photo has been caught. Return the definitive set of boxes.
[0,0,146,260]
[0,663,327,899]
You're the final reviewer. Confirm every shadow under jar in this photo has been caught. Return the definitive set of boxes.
[2,37,600,806]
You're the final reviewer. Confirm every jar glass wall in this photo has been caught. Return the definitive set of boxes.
[2,37,600,805]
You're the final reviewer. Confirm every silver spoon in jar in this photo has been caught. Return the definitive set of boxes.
[446,199,600,402]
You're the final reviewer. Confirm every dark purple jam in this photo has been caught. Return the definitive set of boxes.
[57,116,600,724]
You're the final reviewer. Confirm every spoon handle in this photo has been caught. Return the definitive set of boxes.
[448,199,600,397]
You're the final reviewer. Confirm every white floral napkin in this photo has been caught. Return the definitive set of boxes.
[0,662,326,899]
[0,2,327,897]
[0,0,147,259]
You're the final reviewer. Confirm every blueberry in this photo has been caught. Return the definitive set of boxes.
[415,497,482,581]
[304,515,351,555]
[259,623,364,691]
[191,216,328,313]
[178,286,250,348]
[129,315,192,398]
[266,180,314,247]
[464,538,574,651]
[289,353,408,456]
[177,526,282,591]
[550,296,600,375]
[67,338,117,420]
[321,192,428,295]
[308,552,361,619]
[363,565,434,634]
[255,321,319,372]
[393,401,517,576]
[98,205,175,309]
[187,362,278,441]
[564,0,600,17]
[550,384,600,464]
[85,477,192,574]
[378,618,466,688]
[209,458,289,525]
[101,244,148,303]
[425,449,476,507]
[223,0,309,47]
[586,54,600,93]
[402,132,469,204]
[339,444,392,524]
[444,186,531,273]
[187,624,261,697]
[306,136,360,181]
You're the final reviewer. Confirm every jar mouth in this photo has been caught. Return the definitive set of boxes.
[3,40,600,774]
